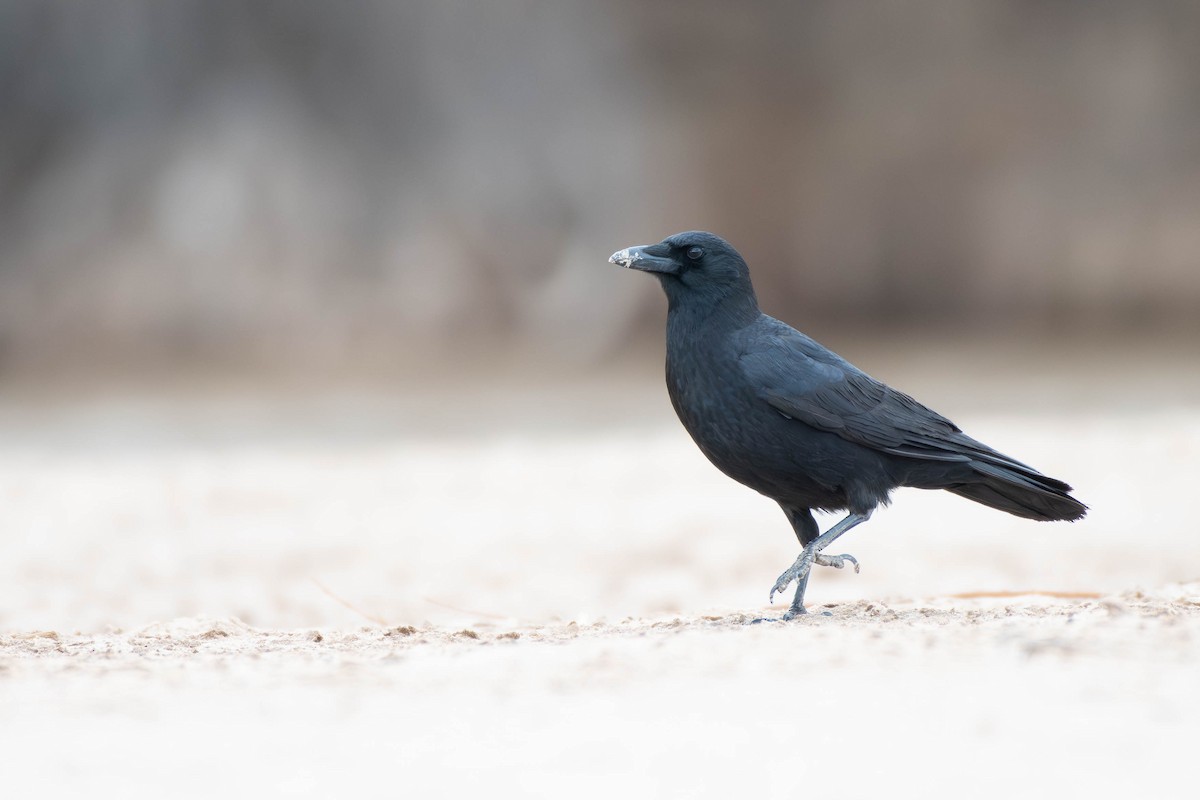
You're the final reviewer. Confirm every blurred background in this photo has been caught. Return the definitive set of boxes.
[3,0,1200,373]
[1,1,1198,631]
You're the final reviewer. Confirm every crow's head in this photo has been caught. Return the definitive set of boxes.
[610,231,755,310]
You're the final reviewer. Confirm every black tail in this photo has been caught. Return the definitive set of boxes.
[948,459,1087,522]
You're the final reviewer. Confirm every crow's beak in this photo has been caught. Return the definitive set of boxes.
[608,243,679,275]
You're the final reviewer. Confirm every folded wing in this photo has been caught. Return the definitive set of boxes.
[736,319,1085,521]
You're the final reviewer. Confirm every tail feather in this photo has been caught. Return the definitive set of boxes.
[948,460,1087,522]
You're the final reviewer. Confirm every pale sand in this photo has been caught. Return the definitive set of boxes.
[1,376,1198,798]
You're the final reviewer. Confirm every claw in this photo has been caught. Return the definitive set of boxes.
[815,552,860,573]
[769,575,789,601]
[769,579,787,604]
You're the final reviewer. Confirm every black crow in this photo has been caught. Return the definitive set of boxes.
[610,231,1086,618]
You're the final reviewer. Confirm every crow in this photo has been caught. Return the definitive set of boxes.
[610,231,1086,618]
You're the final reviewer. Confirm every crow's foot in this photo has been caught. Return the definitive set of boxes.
[770,551,861,619]
[781,604,807,620]
[769,552,813,604]
[769,509,872,617]
[769,550,860,603]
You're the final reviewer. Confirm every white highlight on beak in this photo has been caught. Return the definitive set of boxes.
[608,248,641,268]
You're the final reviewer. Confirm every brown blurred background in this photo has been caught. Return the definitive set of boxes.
[2,0,1198,377]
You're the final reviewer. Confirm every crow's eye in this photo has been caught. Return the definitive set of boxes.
[686,246,704,261]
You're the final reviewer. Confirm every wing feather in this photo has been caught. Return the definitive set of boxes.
[737,320,1037,473]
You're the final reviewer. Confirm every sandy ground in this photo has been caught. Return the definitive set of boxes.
[3,587,1198,799]
[2,345,1199,798]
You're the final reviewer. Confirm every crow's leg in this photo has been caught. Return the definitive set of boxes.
[770,509,872,619]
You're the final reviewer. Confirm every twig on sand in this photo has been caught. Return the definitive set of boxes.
[422,596,510,620]
[948,590,1102,600]
[310,577,390,626]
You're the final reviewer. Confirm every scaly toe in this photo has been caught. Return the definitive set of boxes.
[816,552,860,573]
[772,561,811,604]
[769,562,808,602]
